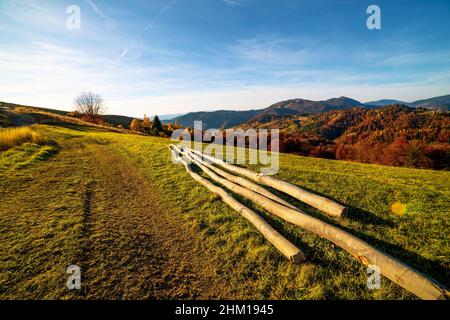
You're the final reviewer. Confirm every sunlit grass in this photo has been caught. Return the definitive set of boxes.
[1,123,449,299]
[0,126,44,151]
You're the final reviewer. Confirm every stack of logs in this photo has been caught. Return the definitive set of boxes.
[168,144,449,300]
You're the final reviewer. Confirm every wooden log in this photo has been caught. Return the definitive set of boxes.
[185,147,347,218]
[183,148,298,210]
[183,147,449,300]
[169,145,306,264]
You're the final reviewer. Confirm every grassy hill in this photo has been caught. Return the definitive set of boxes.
[1,122,448,299]
[0,101,134,129]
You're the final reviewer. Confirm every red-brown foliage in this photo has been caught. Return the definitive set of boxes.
[272,106,449,169]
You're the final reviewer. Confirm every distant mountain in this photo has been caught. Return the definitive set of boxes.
[240,104,449,143]
[157,113,185,121]
[365,99,407,107]
[171,94,450,129]
[410,94,450,109]
[169,109,261,129]
[256,96,365,118]
[171,97,365,129]
[365,95,450,110]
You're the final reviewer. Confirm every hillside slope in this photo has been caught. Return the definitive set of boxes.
[410,94,450,109]
[237,105,450,143]
[301,105,450,143]
[0,101,135,129]
[235,105,450,169]
[1,123,449,299]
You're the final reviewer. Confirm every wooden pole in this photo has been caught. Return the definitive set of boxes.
[169,145,306,264]
[183,148,298,210]
[185,147,347,218]
[182,146,449,300]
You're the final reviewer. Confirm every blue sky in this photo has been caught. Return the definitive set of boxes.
[1,0,449,117]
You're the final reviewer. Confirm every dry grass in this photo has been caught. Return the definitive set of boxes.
[0,127,44,151]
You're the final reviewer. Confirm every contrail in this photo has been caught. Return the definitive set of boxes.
[83,0,117,29]
[145,0,178,30]
[222,0,242,6]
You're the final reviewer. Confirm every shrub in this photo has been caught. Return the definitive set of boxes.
[130,119,141,131]
[80,115,109,126]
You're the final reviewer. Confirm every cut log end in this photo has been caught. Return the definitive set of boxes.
[336,206,348,218]
[342,206,349,218]
[290,251,307,264]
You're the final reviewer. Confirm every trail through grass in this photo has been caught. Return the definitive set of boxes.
[1,124,449,299]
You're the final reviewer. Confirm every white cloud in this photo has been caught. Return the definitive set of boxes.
[1,37,449,118]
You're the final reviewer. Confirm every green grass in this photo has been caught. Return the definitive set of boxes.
[0,126,57,171]
[0,123,448,299]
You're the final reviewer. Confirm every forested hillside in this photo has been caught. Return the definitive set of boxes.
[237,105,450,169]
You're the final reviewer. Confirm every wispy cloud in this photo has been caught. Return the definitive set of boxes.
[0,0,65,32]
[377,52,450,67]
[225,34,323,66]
[31,41,79,55]
[145,0,178,30]
[1,0,449,116]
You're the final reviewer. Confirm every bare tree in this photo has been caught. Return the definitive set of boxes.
[74,92,105,117]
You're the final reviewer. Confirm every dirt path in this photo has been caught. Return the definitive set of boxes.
[81,144,227,299]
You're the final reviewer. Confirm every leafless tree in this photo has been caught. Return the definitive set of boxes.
[74,92,105,117]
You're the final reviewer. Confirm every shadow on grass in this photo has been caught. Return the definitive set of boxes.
[45,122,106,133]
[12,141,59,170]
[265,182,395,227]
[267,184,449,288]
[191,164,449,291]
